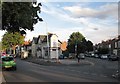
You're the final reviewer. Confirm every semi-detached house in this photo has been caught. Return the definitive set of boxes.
[31,33,62,59]
[95,35,120,56]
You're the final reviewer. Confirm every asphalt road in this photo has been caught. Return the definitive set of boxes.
[2,57,119,83]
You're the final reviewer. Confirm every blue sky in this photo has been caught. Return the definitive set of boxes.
[0,1,118,44]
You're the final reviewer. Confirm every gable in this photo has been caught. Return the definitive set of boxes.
[32,37,38,44]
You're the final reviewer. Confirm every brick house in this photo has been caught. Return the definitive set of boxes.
[95,35,120,56]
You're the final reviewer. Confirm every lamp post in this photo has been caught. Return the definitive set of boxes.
[75,42,77,56]
[45,22,50,61]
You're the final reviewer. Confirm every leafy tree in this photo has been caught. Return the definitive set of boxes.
[97,47,109,54]
[2,32,24,51]
[86,40,93,52]
[68,32,84,44]
[62,50,69,57]
[0,41,2,51]
[67,32,85,53]
[67,43,75,53]
[2,2,43,33]
[67,32,93,55]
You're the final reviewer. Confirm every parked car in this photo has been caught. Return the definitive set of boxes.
[108,55,119,61]
[59,54,64,59]
[1,56,17,70]
[91,53,95,57]
[94,54,99,58]
[78,53,85,59]
[100,54,108,59]
[85,53,91,57]
[10,54,16,58]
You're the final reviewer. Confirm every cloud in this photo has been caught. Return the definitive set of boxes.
[49,19,118,44]
[63,3,118,19]
[36,2,118,44]
[0,31,6,41]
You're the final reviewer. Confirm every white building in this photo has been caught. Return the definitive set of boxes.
[31,37,38,57]
[31,33,62,59]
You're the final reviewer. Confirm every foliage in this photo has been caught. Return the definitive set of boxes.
[97,47,109,54]
[0,41,2,50]
[62,50,69,57]
[86,40,93,52]
[67,32,84,53]
[68,32,84,45]
[2,2,43,33]
[2,32,24,49]
[67,32,93,54]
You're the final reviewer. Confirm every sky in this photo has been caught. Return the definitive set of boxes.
[0,0,119,44]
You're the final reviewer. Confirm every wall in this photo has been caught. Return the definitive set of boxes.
[50,34,59,59]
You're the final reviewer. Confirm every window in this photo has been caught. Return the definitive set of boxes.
[118,41,120,48]
[115,42,117,48]
[52,49,56,51]
[2,57,13,61]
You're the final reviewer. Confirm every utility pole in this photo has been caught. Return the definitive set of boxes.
[46,22,50,62]
[75,42,77,57]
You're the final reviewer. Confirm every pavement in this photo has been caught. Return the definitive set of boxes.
[0,61,6,84]
[0,72,6,84]
[25,57,94,66]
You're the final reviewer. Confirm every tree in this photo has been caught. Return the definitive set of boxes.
[2,32,24,53]
[68,32,84,44]
[86,40,93,52]
[2,2,43,33]
[67,32,93,55]
[0,41,2,51]
[67,32,85,53]
[97,47,109,54]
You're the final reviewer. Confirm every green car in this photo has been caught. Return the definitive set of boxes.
[1,56,17,70]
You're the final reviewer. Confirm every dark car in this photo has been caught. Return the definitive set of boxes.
[10,54,16,58]
[59,54,64,59]
[108,55,119,61]
[78,53,85,59]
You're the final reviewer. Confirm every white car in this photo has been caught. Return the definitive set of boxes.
[101,55,108,59]
[78,53,85,59]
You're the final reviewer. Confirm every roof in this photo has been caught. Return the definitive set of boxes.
[96,35,120,45]
[32,37,38,44]
[38,33,53,43]
[23,40,31,46]
[34,33,62,44]
[38,35,47,43]
[60,41,67,51]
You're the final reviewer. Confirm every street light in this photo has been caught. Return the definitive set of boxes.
[45,22,50,61]
[75,42,77,56]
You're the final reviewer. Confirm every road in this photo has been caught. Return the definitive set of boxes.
[2,57,119,83]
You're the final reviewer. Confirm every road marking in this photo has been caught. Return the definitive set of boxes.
[99,74,108,77]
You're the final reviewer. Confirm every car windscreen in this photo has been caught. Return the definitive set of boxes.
[2,57,13,61]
